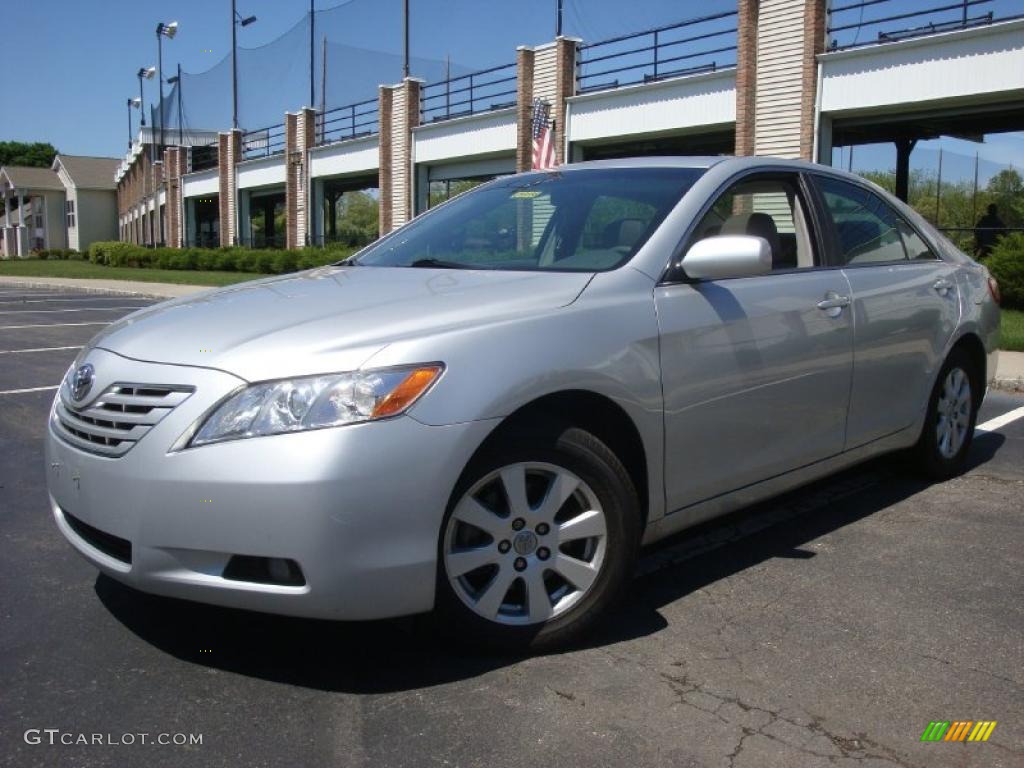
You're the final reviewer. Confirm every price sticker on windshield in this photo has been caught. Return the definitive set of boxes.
[511,190,542,199]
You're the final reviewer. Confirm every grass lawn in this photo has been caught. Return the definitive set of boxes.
[0,259,263,287]
[1002,308,1024,352]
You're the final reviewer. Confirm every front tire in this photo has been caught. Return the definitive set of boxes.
[912,349,980,480]
[436,425,640,652]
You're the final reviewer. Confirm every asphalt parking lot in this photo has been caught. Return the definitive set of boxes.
[1,285,1022,768]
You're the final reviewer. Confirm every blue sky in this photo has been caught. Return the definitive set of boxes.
[2,0,1021,186]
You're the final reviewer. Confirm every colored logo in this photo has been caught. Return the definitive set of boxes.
[921,721,997,742]
[70,364,94,402]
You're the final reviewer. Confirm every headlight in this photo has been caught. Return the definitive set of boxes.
[188,364,443,447]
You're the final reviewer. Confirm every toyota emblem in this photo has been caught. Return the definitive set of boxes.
[71,363,95,402]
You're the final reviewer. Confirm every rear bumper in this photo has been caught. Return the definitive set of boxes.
[45,349,498,620]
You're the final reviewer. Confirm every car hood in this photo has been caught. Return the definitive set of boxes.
[91,266,593,381]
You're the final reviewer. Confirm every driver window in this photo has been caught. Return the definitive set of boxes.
[692,177,816,270]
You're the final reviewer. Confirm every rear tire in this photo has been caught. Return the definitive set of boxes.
[912,349,979,480]
[435,424,640,652]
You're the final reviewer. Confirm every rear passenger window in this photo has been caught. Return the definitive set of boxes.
[817,177,935,264]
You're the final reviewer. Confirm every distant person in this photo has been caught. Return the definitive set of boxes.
[974,203,1005,258]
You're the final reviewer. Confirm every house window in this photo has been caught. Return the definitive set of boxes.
[66,200,76,229]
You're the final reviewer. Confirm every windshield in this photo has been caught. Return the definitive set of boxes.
[353,167,704,272]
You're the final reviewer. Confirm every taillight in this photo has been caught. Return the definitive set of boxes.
[987,275,1001,305]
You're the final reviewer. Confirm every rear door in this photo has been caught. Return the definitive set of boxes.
[655,171,854,514]
[810,174,960,449]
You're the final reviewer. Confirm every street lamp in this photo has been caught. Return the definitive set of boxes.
[156,21,179,149]
[127,97,142,150]
[137,66,156,127]
[232,0,258,129]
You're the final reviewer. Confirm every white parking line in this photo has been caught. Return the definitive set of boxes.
[0,297,153,304]
[0,345,82,355]
[0,385,59,396]
[0,322,111,330]
[976,406,1024,433]
[0,306,142,314]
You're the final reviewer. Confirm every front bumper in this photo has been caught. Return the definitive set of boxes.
[45,348,497,620]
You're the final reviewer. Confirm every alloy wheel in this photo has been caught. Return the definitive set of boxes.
[936,366,972,460]
[443,462,608,626]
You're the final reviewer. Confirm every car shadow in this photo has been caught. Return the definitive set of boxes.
[96,432,1005,693]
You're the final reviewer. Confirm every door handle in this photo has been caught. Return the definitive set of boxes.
[933,278,955,295]
[816,292,850,317]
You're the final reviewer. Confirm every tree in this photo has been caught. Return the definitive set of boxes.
[0,141,59,168]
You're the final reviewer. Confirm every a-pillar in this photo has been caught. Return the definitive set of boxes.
[378,78,422,234]
[735,0,827,160]
[217,129,241,246]
[286,107,317,249]
[163,147,185,248]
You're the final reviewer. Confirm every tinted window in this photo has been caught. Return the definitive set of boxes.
[354,168,703,272]
[817,177,933,264]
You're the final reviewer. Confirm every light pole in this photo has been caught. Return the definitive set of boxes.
[156,21,178,149]
[137,66,155,127]
[231,1,258,129]
[127,97,141,150]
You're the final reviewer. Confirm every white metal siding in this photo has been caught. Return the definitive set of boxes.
[181,169,218,199]
[567,69,737,143]
[754,0,805,159]
[238,155,287,189]
[413,108,516,164]
[533,44,558,108]
[820,19,1024,114]
[391,86,409,227]
[309,135,379,178]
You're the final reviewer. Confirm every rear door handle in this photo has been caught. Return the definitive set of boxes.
[933,278,955,295]
[817,292,850,317]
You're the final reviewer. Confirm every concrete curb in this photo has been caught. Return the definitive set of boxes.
[992,377,1024,393]
[0,276,211,299]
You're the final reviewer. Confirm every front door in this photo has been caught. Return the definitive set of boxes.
[655,172,855,514]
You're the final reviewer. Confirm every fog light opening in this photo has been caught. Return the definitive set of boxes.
[222,555,305,586]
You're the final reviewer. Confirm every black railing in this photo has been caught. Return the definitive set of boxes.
[576,11,738,95]
[420,62,517,123]
[188,143,218,173]
[826,0,1021,51]
[241,122,286,161]
[317,97,379,145]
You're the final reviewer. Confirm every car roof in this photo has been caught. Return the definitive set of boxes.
[555,155,851,175]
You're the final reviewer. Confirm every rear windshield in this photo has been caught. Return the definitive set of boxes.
[352,167,704,272]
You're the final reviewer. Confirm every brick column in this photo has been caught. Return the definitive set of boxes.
[217,129,241,246]
[286,108,317,249]
[163,147,185,248]
[553,37,578,166]
[378,86,394,234]
[515,46,535,173]
[735,0,758,157]
[800,0,827,161]
[377,78,421,234]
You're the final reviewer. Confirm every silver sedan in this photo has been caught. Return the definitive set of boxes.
[45,157,1001,650]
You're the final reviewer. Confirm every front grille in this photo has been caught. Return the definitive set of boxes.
[62,509,132,564]
[54,383,194,457]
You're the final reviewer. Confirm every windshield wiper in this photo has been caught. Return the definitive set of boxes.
[409,258,476,269]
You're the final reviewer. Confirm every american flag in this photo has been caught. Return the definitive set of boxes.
[531,98,556,171]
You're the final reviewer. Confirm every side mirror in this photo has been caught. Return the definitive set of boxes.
[680,235,772,280]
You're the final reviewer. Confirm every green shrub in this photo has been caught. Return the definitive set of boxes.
[255,252,277,274]
[987,232,1024,310]
[272,251,298,274]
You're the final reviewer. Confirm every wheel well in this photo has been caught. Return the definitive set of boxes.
[950,333,987,395]
[482,390,650,530]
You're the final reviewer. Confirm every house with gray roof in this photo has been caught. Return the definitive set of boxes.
[1,154,119,257]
